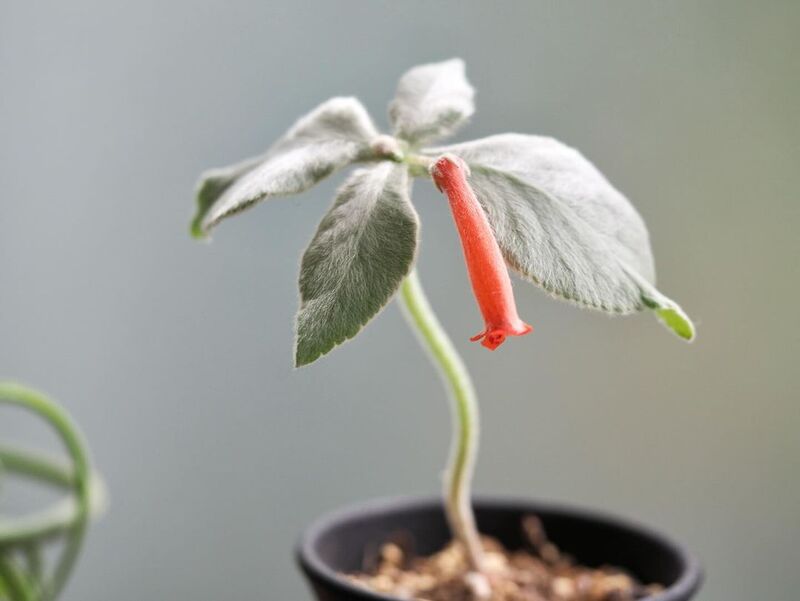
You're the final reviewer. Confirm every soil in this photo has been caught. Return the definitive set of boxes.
[346,516,662,601]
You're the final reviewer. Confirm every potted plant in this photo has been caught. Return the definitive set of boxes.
[0,382,105,601]
[191,59,701,601]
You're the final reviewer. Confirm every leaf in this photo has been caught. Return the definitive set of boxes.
[192,97,379,238]
[633,269,696,340]
[389,58,475,145]
[295,163,419,366]
[424,134,694,340]
[191,154,266,238]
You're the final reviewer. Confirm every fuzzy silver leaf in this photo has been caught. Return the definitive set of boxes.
[425,134,694,340]
[295,162,419,366]
[192,97,379,238]
[389,58,475,145]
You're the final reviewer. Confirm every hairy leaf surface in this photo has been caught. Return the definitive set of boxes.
[389,58,474,145]
[295,163,419,366]
[426,134,694,339]
[193,97,379,237]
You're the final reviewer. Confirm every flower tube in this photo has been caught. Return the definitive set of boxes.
[430,154,532,350]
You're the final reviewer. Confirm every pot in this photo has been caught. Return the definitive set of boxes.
[297,496,702,601]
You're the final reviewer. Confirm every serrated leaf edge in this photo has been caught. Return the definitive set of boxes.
[463,163,644,314]
[419,151,695,341]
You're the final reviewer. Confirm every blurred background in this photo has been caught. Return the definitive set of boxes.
[1,1,798,599]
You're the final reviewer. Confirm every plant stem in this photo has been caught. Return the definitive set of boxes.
[398,268,485,573]
[0,382,93,600]
[0,555,36,601]
[0,446,106,550]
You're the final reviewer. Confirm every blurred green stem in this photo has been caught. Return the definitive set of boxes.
[0,383,92,600]
[398,268,485,573]
[0,555,35,601]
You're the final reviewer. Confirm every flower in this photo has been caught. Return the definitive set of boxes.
[430,154,532,350]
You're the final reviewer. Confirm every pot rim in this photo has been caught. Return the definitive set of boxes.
[296,495,703,601]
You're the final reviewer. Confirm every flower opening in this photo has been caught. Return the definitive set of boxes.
[430,154,532,350]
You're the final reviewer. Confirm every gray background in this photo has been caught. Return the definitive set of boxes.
[1,1,798,600]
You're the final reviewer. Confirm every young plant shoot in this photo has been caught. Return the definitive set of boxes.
[191,58,694,580]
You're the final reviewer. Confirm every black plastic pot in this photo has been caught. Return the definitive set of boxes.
[298,496,702,601]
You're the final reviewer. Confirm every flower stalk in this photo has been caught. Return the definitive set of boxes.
[398,269,486,573]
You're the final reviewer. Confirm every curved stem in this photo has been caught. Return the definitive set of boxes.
[0,555,36,601]
[398,268,485,573]
[0,447,75,490]
[0,446,106,546]
[0,382,92,600]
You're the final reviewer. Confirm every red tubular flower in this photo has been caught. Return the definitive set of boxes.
[430,154,532,350]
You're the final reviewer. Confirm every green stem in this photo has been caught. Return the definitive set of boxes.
[21,545,43,586]
[403,153,434,178]
[398,268,485,573]
[0,554,35,601]
[0,383,93,600]
[0,446,105,545]
[0,447,74,489]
